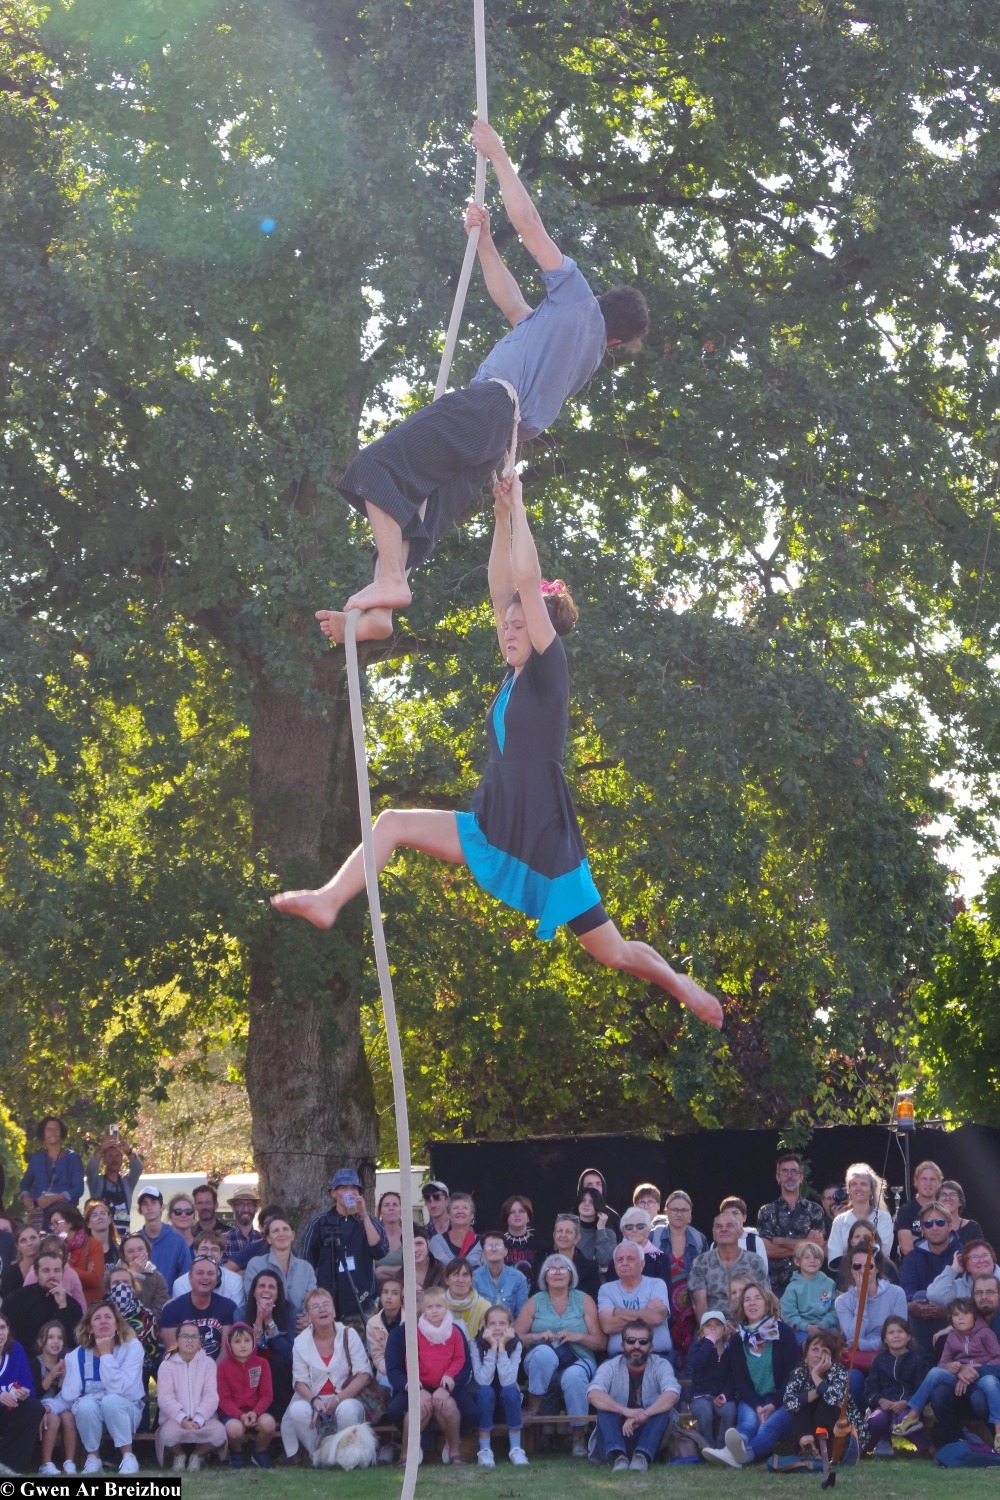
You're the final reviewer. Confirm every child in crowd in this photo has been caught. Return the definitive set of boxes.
[154,1320,228,1471]
[385,1286,477,1466]
[780,1242,839,1343]
[445,1258,492,1338]
[726,1274,753,1335]
[893,1297,1000,1449]
[470,1304,527,1467]
[863,1316,931,1456]
[687,1309,736,1446]
[366,1278,402,1386]
[216,1322,276,1469]
[32,1321,77,1476]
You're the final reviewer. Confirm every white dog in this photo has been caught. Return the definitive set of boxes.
[315,1421,379,1470]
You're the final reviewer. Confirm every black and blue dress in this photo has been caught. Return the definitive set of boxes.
[455,636,607,940]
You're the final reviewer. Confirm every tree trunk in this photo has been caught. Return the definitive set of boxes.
[244,651,379,1223]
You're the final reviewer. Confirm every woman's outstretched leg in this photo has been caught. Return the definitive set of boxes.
[577,921,723,1029]
[270,810,464,928]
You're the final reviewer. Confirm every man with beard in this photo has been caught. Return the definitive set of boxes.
[927,1273,1000,1444]
[586,1318,680,1471]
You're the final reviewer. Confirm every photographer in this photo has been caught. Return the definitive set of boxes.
[299,1170,388,1329]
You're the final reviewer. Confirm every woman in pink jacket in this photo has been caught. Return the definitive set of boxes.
[155,1321,228,1471]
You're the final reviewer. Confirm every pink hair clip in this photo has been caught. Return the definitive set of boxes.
[540,578,564,596]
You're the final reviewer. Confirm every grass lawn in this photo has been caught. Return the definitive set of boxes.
[178,1452,995,1499]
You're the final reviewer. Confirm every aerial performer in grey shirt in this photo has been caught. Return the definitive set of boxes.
[317,119,649,644]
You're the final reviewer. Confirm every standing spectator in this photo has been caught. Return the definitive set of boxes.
[939,1181,985,1247]
[899,1201,961,1358]
[756,1153,827,1298]
[32,1319,78,1475]
[244,1216,316,1323]
[192,1185,227,1239]
[826,1163,894,1267]
[501,1195,547,1288]
[687,1309,736,1447]
[780,1241,839,1341]
[167,1194,198,1250]
[48,1206,104,1307]
[84,1201,120,1273]
[222,1189,263,1261]
[893,1161,944,1257]
[4,1247,82,1353]
[154,1320,228,1471]
[471,1303,527,1466]
[586,1317,680,1471]
[430,1193,483,1267]
[85,1137,143,1240]
[659,1190,708,1369]
[576,1187,617,1274]
[160,1254,237,1357]
[473,1231,529,1319]
[137,1189,192,1288]
[444,1258,492,1338]
[576,1168,620,1229]
[119,1233,170,1315]
[632,1185,665,1245]
[62,1301,144,1475]
[551,1215,601,1301]
[598,1242,672,1356]
[0,1309,46,1475]
[421,1182,451,1241]
[299,1169,388,1327]
[820,1183,846,1233]
[281,1288,373,1466]
[173,1232,246,1317]
[20,1118,84,1230]
[688,1213,769,1320]
[217,1322,277,1469]
[374,1191,405,1283]
[516,1254,606,1455]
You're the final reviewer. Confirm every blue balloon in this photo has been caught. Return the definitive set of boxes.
[260,217,276,234]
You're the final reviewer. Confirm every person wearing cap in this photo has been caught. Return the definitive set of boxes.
[299,1169,388,1326]
[224,1188,264,1260]
[586,1316,680,1472]
[687,1308,736,1446]
[422,1182,451,1240]
[160,1252,237,1358]
[137,1187,193,1288]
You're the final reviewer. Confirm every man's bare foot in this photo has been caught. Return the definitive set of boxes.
[669,970,724,1029]
[269,889,340,929]
[344,577,412,613]
[315,608,394,644]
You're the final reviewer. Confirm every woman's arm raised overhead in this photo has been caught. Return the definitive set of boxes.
[508,475,556,655]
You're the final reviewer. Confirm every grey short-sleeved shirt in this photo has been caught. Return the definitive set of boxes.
[471,256,606,439]
[597,1274,673,1356]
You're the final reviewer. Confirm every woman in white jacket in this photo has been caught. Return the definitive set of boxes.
[280,1288,373,1463]
[61,1302,144,1475]
[154,1321,228,1470]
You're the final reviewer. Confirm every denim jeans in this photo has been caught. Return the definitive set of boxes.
[477,1381,523,1432]
[73,1394,142,1453]
[742,1405,792,1460]
[690,1394,736,1445]
[523,1346,595,1424]
[592,1409,673,1461]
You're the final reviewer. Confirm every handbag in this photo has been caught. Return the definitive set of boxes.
[313,1326,377,1437]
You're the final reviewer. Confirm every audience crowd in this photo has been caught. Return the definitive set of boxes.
[0,1126,997,1476]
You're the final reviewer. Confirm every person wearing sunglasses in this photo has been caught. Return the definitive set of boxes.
[835,1250,906,1392]
[586,1318,680,1471]
[899,1202,963,1358]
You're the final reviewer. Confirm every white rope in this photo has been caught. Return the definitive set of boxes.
[344,607,422,1499]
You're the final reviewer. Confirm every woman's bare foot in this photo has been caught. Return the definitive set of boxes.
[269,889,340,928]
[668,970,724,1029]
[315,607,394,644]
[344,576,412,613]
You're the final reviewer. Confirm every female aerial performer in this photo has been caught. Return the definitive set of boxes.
[273,474,722,1031]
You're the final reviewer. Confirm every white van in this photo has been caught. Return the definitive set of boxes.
[127,1165,429,1230]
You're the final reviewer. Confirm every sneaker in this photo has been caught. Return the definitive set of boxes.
[477,1450,496,1468]
[440,1443,449,1466]
[612,1455,630,1472]
[376,1444,395,1465]
[119,1454,140,1476]
[509,1447,529,1465]
[702,1446,740,1468]
[873,1439,894,1458]
[725,1429,751,1465]
[187,1454,203,1471]
[38,1464,60,1476]
[250,1451,273,1469]
[630,1453,649,1472]
[892,1413,922,1438]
[62,1462,78,1475]
[228,1453,244,1469]
[172,1454,188,1472]
[82,1456,104,1475]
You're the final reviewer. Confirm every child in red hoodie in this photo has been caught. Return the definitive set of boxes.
[217,1322,276,1468]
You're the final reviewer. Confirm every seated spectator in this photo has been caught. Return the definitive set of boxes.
[598,1242,672,1356]
[826,1163,894,1268]
[192,1184,226,1241]
[687,1308,736,1447]
[217,1322,277,1469]
[615,1209,671,1283]
[576,1187,617,1273]
[923,1275,1000,1445]
[47,1205,105,1308]
[862,1315,932,1457]
[24,1234,87,1309]
[894,1161,945,1257]
[245,1270,294,1420]
[84,1201,120,1273]
[689,1212,769,1320]
[375,1191,405,1284]
[893,1296,1000,1445]
[430,1192,483,1268]
[366,1278,402,1385]
[841,1219,899,1284]
[85,1136,143,1240]
[835,1248,907,1368]
[137,1188,192,1288]
[780,1241,838,1342]
[421,1181,451,1241]
[173,1231,246,1317]
[281,1288,373,1466]
[899,1201,962,1357]
[445,1258,491,1338]
[167,1193,198,1249]
[412,1228,447,1291]
[473,1231,529,1319]
[701,1283,803,1465]
[63,1300,144,1475]
[551,1215,601,1301]
[725,1273,754,1335]
[0,1308,46,1476]
[385,1284,476,1465]
[160,1252,237,1358]
[576,1168,619,1229]
[19,1117,84,1231]
[502,1195,546,1286]
[938,1180,985,1247]
[154,1319,228,1471]
[756,1153,827,1301]
[32,1319,78,1476]
[223,1189,263,1262]
[516,1254,606,1455]
[105,1266,160,1384]
[720,1197,769,1277]
[0,1222,41,1297]
[632,1184,665,1245]
[927,1239,999,1309]
[246,1216,317,1323]
[587,1316,680,1471]
[120,1232,170,1315]
[4,1245,83,1353]
[471,1303,527,1467]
